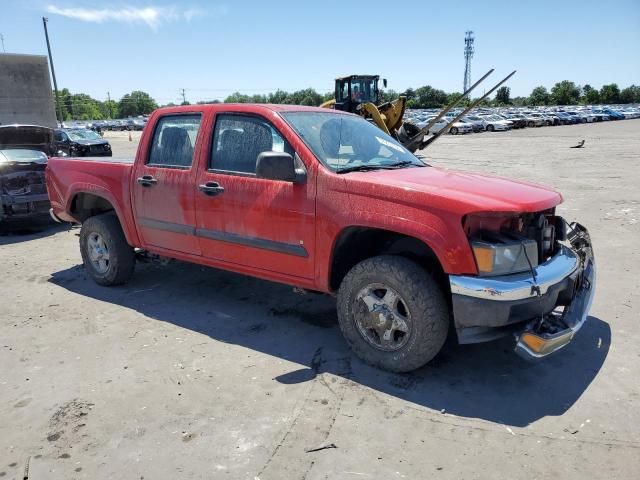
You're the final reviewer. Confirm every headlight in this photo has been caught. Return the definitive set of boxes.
[471,236,538,276]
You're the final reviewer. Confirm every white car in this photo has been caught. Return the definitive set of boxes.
[461,116,485,132]
[620,109,640,119]
[477,114,512,131]
[522,113,546,127]
[421,117,471,135]
[448,119,473,135]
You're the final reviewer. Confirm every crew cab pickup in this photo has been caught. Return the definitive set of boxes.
[46,104,595,372]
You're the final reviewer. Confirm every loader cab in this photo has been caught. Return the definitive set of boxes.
[334,75,385,113]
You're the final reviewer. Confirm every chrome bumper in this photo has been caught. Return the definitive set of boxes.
[49,208,63,223]
[450,244,580,302]
[449,223,596,358]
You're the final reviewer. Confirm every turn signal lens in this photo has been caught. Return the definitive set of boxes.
[520,332,546,353]
[472,245,495,274]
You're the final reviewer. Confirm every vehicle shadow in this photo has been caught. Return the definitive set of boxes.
[49,260,610,428]
[0,221,69,245]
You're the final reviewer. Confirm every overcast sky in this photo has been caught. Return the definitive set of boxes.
[2,0,639,103]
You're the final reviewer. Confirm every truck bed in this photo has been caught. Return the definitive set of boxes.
[46,156,138,243]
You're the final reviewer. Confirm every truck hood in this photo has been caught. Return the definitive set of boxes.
[0,125,54,155]
[345,166,562,214]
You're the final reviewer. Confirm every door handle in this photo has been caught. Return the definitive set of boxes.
[137,175,158,187]
[198,181,225,196]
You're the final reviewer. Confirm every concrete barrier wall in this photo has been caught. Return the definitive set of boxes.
[0,53,57,128]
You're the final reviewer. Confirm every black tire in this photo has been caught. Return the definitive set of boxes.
[337,255,449,372]
[450,127,458,135]
[80,213,135,286]
[527,121,535,128]
[487,124,495,132]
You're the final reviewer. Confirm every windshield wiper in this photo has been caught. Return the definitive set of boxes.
[336,161,423,174]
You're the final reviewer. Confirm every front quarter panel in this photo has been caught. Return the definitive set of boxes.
[315,167,478,291]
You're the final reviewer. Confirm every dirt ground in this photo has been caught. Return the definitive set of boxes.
[1,120,639,479]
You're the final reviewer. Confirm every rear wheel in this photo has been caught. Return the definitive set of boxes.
[337,256,449,372]
[80,213,135,286]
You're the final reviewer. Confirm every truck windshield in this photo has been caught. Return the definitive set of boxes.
[281,112,424,173]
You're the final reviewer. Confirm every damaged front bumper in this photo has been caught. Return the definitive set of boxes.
[449,222,596,359]
[1,192,51,221]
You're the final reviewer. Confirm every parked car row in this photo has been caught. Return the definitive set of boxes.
[405,104,640,135]
[58,117,148,132]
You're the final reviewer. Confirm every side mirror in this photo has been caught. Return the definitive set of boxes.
[256,152,305,183]
[383,78,388,88]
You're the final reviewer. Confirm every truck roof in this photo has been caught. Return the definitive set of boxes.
[151,103,351,116]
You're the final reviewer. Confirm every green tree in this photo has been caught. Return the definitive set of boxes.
[69,93,104,120]
[380,89,399,103]
[599,83,620,104]
[224,92,250,103]
[528,86,551,106]
[495,86,511,105]
[550,81,580,105]
[58,88,73,120]
[267,89,289,104]
[620,85,640,104]
[581,84,600,104]
[445,92,463,105]
[99,99,119,119]
[403,88,416,101]
[118,91,158,117]
[411,86,448,108]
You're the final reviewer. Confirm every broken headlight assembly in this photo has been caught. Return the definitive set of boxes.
[463,211,561,277]
[470,233,538,276]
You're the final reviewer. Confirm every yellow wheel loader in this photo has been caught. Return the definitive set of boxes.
[321,70,516,153]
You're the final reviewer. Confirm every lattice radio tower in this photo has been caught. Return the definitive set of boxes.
[463,31,474,92]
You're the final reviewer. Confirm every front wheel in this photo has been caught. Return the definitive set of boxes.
[337,256,449,372]
[487,124,495,132]
[450,127,458,135]
[80,213,135,286]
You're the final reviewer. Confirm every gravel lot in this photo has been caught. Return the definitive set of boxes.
[1,120,639,479]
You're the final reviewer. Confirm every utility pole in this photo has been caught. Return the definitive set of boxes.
[42,17,64,124]
[0,33,5,52]
[107,91,113,118]
[181,88,187,104]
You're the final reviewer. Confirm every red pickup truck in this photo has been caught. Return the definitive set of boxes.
[46,104,595,372]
